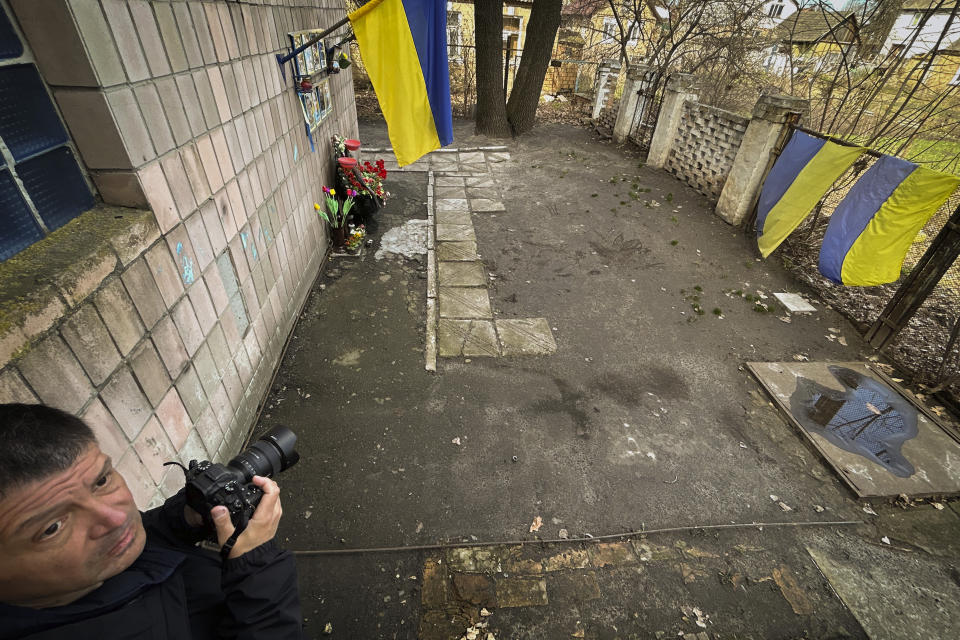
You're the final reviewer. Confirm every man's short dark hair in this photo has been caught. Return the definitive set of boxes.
[0,404,96,498]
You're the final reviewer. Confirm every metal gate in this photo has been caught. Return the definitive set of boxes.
[626,70,661,157]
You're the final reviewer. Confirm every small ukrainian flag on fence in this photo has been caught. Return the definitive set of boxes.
[818,155,960,286]
[756,131,865,258]
[349,0,453,166]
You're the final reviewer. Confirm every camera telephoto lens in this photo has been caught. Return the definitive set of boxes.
[227,426,300,481]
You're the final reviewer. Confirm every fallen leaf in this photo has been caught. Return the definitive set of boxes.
[837,337,847,346]
[323,622,333,634]
[558,528,569,539]
[529,516,543,533]
[863,505,878,516]
[778,501,793,512]
[451,437,461,445]
[480,608,493,617]
[933,502,945,510]
[813,505,825,513]
[881,536,891,545]
[866,403,881,415]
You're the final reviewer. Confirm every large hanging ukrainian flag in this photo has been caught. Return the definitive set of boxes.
[349,0,453,166]
[818,155,959,286]
[756,131,865,257]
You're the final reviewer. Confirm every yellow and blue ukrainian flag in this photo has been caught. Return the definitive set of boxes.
[349,0,453,166]
[818,155,959,286]
[756,131,865,257]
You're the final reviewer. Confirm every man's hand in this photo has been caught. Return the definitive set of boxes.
[210,476,283,559]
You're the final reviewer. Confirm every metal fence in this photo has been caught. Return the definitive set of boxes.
[776,127,960,403]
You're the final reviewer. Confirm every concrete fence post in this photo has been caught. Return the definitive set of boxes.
[613,63,653,144]
[592,59,621,120]
[715,93,808,226]
[646,73,697,169]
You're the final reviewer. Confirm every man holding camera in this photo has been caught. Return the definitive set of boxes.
[0,403,302,639]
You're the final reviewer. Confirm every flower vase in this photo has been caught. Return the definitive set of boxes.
[331,225,346,248]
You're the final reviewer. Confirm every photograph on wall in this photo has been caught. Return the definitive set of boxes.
[300,89,322,132]
[289,31,326,77]
[317,80,333,118]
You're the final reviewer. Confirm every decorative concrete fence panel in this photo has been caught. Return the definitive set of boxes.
[665,102,749,200]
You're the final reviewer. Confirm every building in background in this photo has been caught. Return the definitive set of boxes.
[762,8,860,75]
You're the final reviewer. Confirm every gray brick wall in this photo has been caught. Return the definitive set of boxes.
[665,101,749,200]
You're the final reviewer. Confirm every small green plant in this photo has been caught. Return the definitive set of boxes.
[591,193,598,197]
[620,201,627,205]
[671,240,679,246]
[712,308,722,316]
[666,193,674,203]
[694,285,703,292]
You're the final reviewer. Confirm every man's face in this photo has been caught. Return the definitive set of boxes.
[0,444,146,608]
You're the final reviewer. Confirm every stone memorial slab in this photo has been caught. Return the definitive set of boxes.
[747,361,960,498]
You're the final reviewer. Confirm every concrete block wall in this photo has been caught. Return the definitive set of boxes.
[664,102,749,200]
[0,0,358,507]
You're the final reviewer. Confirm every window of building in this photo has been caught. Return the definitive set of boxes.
[0,5,93,262]
[767,3,785,18]
[447,11,461,58]
[602,17,617,41]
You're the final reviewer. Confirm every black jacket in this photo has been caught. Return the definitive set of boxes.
[0,492,302,639]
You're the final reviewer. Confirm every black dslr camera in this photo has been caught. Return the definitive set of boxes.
[179,426,300,530]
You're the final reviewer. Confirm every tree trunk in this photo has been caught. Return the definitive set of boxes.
[505,0,562,135]
[474,0,512,137]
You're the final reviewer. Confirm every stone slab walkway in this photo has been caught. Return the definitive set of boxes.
[363,146,557,370]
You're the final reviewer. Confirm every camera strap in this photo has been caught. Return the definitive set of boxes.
[219,512,250,561]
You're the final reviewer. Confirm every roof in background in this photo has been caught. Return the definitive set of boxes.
[775,8,859,44]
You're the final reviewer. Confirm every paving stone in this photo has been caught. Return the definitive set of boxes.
[546,571,601,604]
[466,187,500,199]
[495,577,548,608]
[445,547,500,573]
[436,224,477,243]
[588,542,637,567]
[486,152,512,163]
[429,157,460,170]
[437,241,478,262]
[543,549,590,572]
[438,288,492,319]
[465,177,496,188]
[460,163,489,173]
[434,185,466,199]
[470,198,505,213]
[436,198,468,212]
[438,261,486,287]
[496,318,557,356]
[452,574,495,607]
[438,319,499,357]
[435,176,465,187]
[458,151,486,163]
[435,208,472,225]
